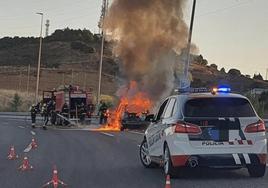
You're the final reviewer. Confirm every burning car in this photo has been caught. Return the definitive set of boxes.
[121,109,151,130]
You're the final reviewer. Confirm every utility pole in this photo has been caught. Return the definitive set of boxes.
[60,72,65,85]
[181,0,196,89]
[35,12,44,104]
[97,0,107,107]
[26,64,30,94]
[71,69,74,85]
[83,72,87,91]
[18,67,22,92]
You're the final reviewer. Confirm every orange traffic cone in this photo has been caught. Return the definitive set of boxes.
[42,165,67,188]
[165,175,171,188]
[31,138,38,149]
[18,156,33,171]
[7,146,19,160]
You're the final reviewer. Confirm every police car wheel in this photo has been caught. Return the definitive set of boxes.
[247,164,266,177]
[163,145,177,177]
[140,139,155,168]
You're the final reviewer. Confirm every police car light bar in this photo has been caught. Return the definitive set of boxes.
[217,87,231,92]
[176,87,210,94]
[175,86,231,94]
[211,86,231,94]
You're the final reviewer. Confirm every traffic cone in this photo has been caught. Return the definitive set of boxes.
[18,156,33,171]
[42,165,67,188]
[7,146,19,160]
[165,175,171,188]
[31,138,38,149]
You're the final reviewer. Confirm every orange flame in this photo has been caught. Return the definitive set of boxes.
[94,81,152,132]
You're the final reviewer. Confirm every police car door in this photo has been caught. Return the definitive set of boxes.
[147,99,169,157]
[155,97,177,157]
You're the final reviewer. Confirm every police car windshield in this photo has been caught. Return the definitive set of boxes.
[184,97,256,117]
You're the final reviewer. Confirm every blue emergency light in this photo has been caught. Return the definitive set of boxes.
[212,86,231,94]
[217,87,231,93]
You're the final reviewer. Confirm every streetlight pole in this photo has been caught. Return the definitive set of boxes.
[35,12,43,104]
[97,0,107,107]
[26,64,30,94]
[182,0,196,89]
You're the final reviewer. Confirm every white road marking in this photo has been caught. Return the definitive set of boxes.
[18,126,25,129]
[137,144,141,147]
[30,131,36,136]
[23,144,32,153]
[126,130,144,135]
[100,132,114,137]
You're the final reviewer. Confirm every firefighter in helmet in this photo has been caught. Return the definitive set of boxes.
[29,104,38,128]
[42,103,48,130]
[98,100,108,125]
[62,102,69,126]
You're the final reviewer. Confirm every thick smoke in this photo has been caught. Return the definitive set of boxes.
[104,0,189,102]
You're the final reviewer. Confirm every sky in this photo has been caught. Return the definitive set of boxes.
[0,0,267,78]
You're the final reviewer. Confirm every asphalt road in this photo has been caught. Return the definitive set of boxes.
[0,117,268,188]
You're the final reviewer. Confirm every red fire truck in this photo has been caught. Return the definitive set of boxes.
[42,85,94,125]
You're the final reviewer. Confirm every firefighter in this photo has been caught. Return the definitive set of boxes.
[43,99,55,128]
[50,100,57,125]
[78,102,86,122]
[98,100,108,125]
[61,102,69,126]
[29,104,38,128]
[42,103,49,130]
[41,102,46,117]
[87,103,95,118]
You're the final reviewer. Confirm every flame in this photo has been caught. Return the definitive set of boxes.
[93,81,152,132]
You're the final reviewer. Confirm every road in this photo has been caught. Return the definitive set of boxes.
[0,116,267,188]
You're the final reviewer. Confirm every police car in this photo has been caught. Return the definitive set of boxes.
[139,87,267,177]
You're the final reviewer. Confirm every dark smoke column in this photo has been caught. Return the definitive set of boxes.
[105,0,189,102]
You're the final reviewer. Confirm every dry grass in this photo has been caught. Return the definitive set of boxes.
[0,89,36,112]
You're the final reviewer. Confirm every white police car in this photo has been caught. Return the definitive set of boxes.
[139,87,267,177]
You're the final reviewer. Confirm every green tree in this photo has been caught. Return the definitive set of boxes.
[9,93,22,112]
[253,73,263,80]
[210,64,218,70]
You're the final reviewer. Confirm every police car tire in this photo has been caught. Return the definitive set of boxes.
[247,164,266,177]
[163,145,177,177]
[139,139,156,168]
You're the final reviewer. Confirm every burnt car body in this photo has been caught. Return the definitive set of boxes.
[121,112,151,130]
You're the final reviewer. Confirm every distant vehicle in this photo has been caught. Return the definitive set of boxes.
[140,87,267,178]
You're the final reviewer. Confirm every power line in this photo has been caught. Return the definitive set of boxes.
[198,0,252,17]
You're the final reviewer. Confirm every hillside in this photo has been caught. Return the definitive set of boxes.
[0,28,268,97]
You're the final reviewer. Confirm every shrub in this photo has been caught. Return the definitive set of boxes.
[71,41,95,53]
[220,67,225,73]
[210,64,218,70]
[9,93,22,112]
[253,73,263,80]
[228,69,241,76]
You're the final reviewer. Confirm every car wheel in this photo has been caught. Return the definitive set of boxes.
[163,144,178,177]
[248,164,266,177]
[139,139,155,168]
